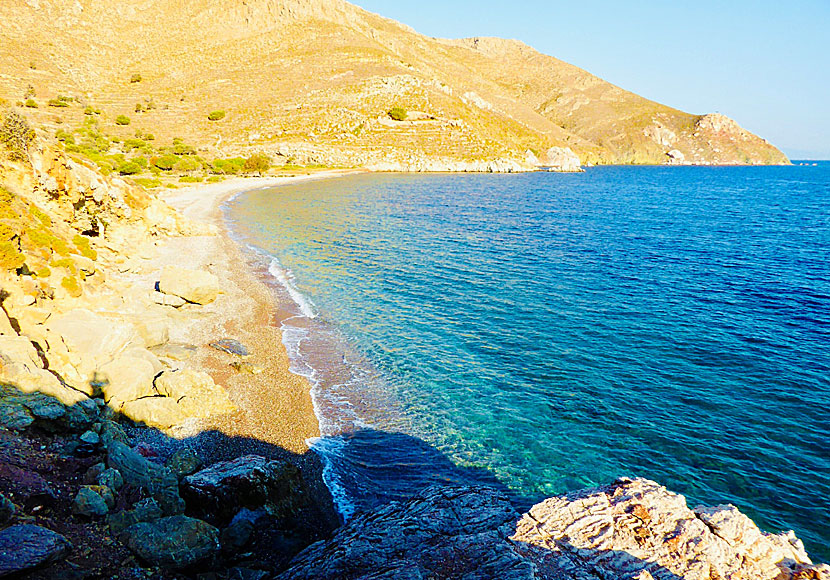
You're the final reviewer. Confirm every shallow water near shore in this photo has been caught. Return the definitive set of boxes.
[225,164,830,558]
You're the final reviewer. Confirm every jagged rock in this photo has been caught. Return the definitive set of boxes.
[72,486,109,517]
[83,462,106,484]
[667,148,686,164]
[165,448,203,479]
[0,493,15,524]
[0,397,33,430]
[279,480,828,580]
[543,146,583,172]
[278,485,530,580]
[181,455,305,524]
[511,478,823,580]
[99,419,130,446]
[97,468,124,490]
[79,430,100,445]
[106,441,184,515]
[0,462,57,508]
[158,266,221,305]
[209,338,249,356]
[226,569,269,580]
[121,515,220,569]
[98,355,158,407]
[0,525,72,577]
[108,498,163,535]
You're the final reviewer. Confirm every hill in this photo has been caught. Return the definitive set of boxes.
[0,0,788,171]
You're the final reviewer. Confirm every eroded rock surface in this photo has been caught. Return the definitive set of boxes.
[279,479,829,580]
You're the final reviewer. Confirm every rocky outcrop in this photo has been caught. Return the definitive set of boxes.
[120,515,220,569]
[543,147,583,172]
[158,266,221,305]
[279,479,829,580]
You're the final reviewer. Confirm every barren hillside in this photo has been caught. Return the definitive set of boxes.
[0,0,788,169]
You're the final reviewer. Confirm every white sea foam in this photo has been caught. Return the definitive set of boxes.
[267,259,317,319]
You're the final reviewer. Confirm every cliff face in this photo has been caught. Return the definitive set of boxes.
[0,0,787,169]
[280,478,828,580]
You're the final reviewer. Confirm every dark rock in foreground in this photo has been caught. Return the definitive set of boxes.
[120,515,219,569]
[0,524,72,577]
[278,478,830,580]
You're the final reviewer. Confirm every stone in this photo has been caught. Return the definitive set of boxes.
[0,492,15,524]
[107,441,184,515]
[150,290,187,308]
[0,462,56,507]
[0,525,72,577]
[227,568,269,580]
[165,448,203,479]
[99,419,130,446]
[153,368,235,419]
[158,266,221,305]
[0,397,33,430]
[209,338,249,356]
[220,508,268,552]
[130,313,170,349]
[98,468,124,491]
[79,430,100,445]
[182,455,305,525]
[229,361,264,375]
[83,462,107,484]
[108,498,163,535]
[121,515,220,569]
[98,355,158,407]
[543,146,583,172]
[121,397,186,429]
[149,342,197,362]
[72,486,109,517]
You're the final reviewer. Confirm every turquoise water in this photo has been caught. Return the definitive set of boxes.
[225,165,830,559]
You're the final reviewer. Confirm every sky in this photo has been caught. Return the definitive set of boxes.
[352,1,830,159]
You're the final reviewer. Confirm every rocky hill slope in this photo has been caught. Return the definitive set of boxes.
[0,0,787,171]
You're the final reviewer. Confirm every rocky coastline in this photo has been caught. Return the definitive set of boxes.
[0,125,826,578]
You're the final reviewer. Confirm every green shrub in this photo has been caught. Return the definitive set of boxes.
[55,130,75,145]
[207,110,226,121]
[152,154,179,171]
[123,138,146,151]
[179,175,203,183]
[72,235,97,260]
[388,107,407,121]
[115,115,131,126]
[135,103,144,113]
[211,157,246,175]
[144,133,155,141]
[173,156,202,172]
[48,98,69,108]
[130,74,142,83]
[172,142,195,155]
[24,85,35,99]
[207,175,223,183]
[132,177,162,188]
[24,99,37,109]
[133,156,148,168]
[83,106,95,115]
[118,161,141,175]
[61,275,81,297]
[243,153,270,174]
[0,110,35,161]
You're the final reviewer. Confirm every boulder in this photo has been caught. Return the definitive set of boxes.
[121,515,220,569]
[106,441,184,515]
[130,313,170,348]
[0,462,57,508]
[72,486,109,517]
[108,498,163,535]
[158,266,221,305]
[209,339,249,357]
[151,290,187,308]
[165,448,203,479]
[0,525,72,577]
[543,146,583,172]
[0,336,86,406]
[0,493,15,524]
[182,455,305,524]
[153,368,235,419]
[98,355,158,406]
[121,397,186,429]
[98,468,124,491]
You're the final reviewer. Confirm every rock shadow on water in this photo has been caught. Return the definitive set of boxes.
[311,428,537,518]
[0,381,339,579]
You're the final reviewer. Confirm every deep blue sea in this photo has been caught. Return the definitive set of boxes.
[225,164,830,559]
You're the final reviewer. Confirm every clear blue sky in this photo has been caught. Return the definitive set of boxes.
[352,1,830,159]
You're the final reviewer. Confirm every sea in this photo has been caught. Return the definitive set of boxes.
[223,163,830,560]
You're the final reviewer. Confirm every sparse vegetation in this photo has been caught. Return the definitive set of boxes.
[208,110,226,121]
[0,109,35,161]
[130,73,142,83]
[115,115,131,126]
[179,175,203,183]
[72,235,97,260]
[118,161,142,175]
[135,103,144,113]
[48,96,71,108]
[25,99,38,108]
[388,107,408,121]
[243,153,270,174]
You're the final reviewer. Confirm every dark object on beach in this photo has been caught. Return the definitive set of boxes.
[0,524,72,576]
[209,339,249,357]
